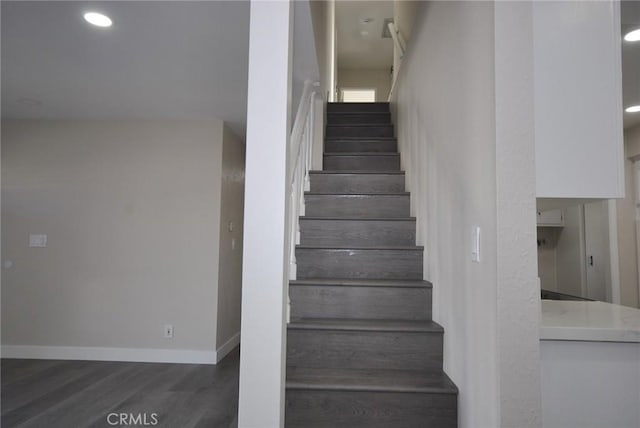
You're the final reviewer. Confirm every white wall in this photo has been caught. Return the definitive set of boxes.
[392,1,542,426]
[292,0,321,124]
[216,124,246,355]
[537,228,559,291]
[534,0,624,200]
[1,119,243,363]
[616,125,640,308]
[556,206,587,298]
[338,68,391,101]
[309,0,329,98]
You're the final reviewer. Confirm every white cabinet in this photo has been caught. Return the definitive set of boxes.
[537,209,564,227]
[534,0,624,200]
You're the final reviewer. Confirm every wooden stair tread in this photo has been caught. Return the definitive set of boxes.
[305,191,409,196]
[288,318,443,333]
[309,170,404,175]
[296,245,423,250]
[286,367,458,394]
[300,216,415,221]
[290,278,432,288]
[324,152,399,156]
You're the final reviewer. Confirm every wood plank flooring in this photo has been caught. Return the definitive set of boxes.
[1,347,239,428]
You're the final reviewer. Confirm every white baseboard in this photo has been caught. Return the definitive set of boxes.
[1,345,217,365]
[215,332,240,363]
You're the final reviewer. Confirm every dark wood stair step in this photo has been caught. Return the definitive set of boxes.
[325,138,397,153]
[285,368,457,428]
[326,124,394,139]
[323,153,400,171]
[289,278,431,320]
[327,102,390,113]
[304,193,410,218]
[287,319,443,371]
[309,171,404,193]
[327,112,391,125]
[288,318,442,333]
[286,367,457,394]
[299,217,416,246]
[290,278,432,288]
[296,246,423,280]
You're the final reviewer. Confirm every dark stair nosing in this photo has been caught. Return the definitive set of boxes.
[309,170,405,175]
[297,245,423,251]
[286,367,458,394]
[288,318,442,333]
[305,192,409,196]
[325,136,397,140]
[324,152,399,156]
[300,216,415,221]
[290,278,431,288]
[327,124,393,128]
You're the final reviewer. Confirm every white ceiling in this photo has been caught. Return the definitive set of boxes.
[1,1,250,137]
[336,1,394,70]
[622,0,640,129]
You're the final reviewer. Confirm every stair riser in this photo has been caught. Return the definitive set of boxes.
[310,174,405,193]
[290,285,431,320]
[326,126,394,138]
[296,248,423,280]
[324,155,400,171]
[300,219,415,246]
[327,113,391,125]
[327,103,389,113]
[325,139,397,153]
[305,195,410,218]
[286,390,457,428]
[287,329,442,371]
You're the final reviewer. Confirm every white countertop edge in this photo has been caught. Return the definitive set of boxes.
[540,300,640,343]
[540,327,640,343]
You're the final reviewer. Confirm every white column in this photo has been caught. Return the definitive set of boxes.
[494,1,542,426]
[237,1,292,427]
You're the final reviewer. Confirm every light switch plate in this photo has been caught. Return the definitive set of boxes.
[471,226,480,263]
[29,234,47,247]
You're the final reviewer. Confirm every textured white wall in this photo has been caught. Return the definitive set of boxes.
[617,126,640,308]
[392,1,542,426]
[1,119,224,355]
[494,2,542,425]
[216,125,245,352]
[392,2,499,426]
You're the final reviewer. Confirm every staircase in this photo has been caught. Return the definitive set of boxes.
[285,102,458,427]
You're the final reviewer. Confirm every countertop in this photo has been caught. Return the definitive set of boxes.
[541,299,640,343]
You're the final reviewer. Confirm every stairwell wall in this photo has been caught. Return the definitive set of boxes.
[391,1,542,427]
[1,119,242,363]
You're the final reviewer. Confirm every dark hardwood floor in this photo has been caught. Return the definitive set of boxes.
[1,348,239,428]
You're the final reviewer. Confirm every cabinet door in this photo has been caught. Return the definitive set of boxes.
[534,0,623,199]
[537,209,564,226]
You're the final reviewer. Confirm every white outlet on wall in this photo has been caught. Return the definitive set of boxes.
[164,324,174,339]
[29,234,47,247]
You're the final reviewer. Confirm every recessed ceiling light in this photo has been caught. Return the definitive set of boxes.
[625,105,640,113]
[84,12,112,28]
[624,28,640,42]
